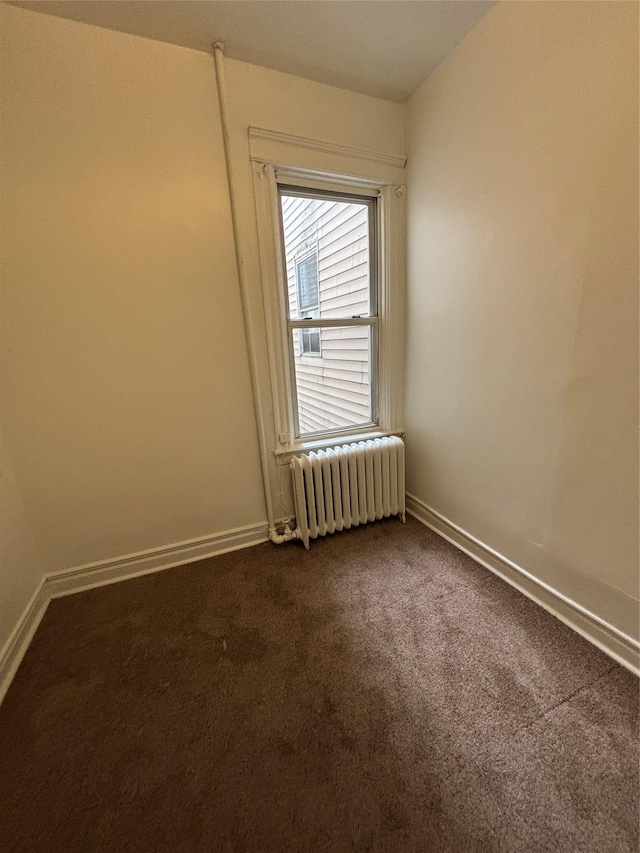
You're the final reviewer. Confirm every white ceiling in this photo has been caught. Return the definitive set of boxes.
[10,1,496,102]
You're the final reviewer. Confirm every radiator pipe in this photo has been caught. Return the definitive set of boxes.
[212,41,298,546]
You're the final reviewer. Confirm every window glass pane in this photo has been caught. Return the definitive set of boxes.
[296,255,319,311]
[301,328,321,356]
[281,194,372,319]
[292,326,372,436]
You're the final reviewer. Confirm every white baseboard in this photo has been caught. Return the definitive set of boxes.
[0,521,269,705]
[4,505,636,707]
[45,522,269,599]
[406,493,640,676]
[0,578,49,706]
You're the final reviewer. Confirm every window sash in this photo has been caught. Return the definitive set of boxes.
[279,186,380,440]
[288,323,377,440]
[278,185,378,322]
[288,317,376,329]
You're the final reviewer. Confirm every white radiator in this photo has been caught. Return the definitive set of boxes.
[290,436,405,549]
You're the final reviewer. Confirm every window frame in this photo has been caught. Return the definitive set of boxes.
[251,161,405,457]
[280,185,378,439]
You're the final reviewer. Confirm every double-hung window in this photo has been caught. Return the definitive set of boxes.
[279,186,378,439]
[251,155,404,457]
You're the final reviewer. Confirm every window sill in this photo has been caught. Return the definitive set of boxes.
[274,428,405,465]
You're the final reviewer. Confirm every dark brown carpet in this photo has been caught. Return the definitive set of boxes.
[0,517,638,852]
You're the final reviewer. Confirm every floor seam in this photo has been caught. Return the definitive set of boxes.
[425,568,496,603]
[513,664,618,736]
[430,584,479,603]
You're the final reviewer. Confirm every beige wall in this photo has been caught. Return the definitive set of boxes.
[223,58,404,516]
[0,5,405,653]
[0,431,44,650]
[0,4,267,651]
[405,1,639,638]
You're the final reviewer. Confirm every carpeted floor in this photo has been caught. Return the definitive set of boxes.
[0,516,638,852]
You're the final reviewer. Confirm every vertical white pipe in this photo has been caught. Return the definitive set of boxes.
[211,42,296,545]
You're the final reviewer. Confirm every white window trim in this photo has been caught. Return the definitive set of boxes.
[252,160,405,456]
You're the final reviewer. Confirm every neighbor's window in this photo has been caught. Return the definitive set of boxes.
[296,252,319,313]
[295,252,321,356]
[279,186,377,439]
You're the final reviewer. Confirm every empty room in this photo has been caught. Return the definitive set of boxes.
[0,1,638,850]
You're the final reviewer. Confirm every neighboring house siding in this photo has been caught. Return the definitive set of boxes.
[282,196,371,435]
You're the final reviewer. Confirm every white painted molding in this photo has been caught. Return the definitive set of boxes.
[248,126,407,170]
[0,578,49,706]
[406,493,640,676]
[46,523,269,599]
[0,522,269,705]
